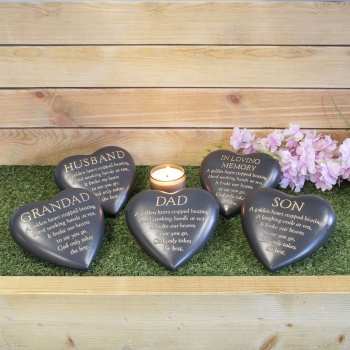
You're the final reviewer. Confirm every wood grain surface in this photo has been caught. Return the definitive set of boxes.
[0,276,349,349]
[2,276,350,295]
[0,128,348,165]
[1,88,349,128]
[1,1,350,348]
[1,45,350,88]
[0,1,349,45]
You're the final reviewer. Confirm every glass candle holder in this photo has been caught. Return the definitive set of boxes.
[150,164,186,193]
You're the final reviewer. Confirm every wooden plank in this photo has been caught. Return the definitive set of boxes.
[0,128,348,166]
[1,276,350,295]
[1,46,350,88]
[0,277,350,349]
[0,2,350,45]
[1,88,349,128]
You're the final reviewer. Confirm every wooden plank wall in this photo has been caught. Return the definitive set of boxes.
[0,1,350,165]
[1,2,350,349]
[1,276,350,350]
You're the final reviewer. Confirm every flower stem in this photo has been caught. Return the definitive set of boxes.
[331,96,350,129]
[251,143,281,161]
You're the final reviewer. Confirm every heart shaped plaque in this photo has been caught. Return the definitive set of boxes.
[126,188,219,270]
[10,189,104,271]
[241,188,336,272]
[200,150,281,217]
[54,146,135,217]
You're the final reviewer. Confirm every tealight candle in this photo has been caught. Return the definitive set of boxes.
[150,164,186,193]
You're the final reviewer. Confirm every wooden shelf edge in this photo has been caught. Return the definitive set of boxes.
[1,275,350,295]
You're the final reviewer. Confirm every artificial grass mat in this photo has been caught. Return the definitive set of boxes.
[0,165,349,276]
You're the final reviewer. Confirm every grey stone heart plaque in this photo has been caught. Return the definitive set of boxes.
[241,188,336,272]
[200,150,281,217]
[126,188,219,270]
[54,146,135,217]
[10,189,104,270]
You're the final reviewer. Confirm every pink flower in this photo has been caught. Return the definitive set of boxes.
[284,124,304,148]
[278,149,296,174]
[339,138,350,168]
[296,138,316,176]
[339,138,350,180]
[278,149,305,192]
[304,129,320,143]
[314,135,338,160]
[341,167,350,181]
[279,173,306,192]
[310,160,341,191]
[228,125,348,191]
[260,129,284,152]
[230,127,255,151]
